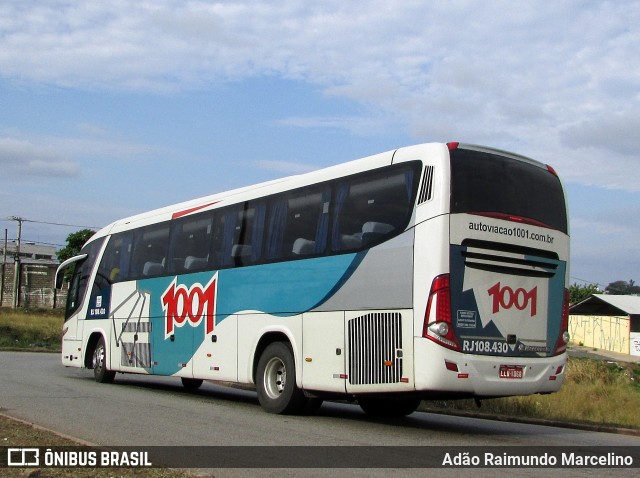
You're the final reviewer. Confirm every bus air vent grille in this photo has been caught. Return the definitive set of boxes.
[348,312,402,385]
[122,322,152,333]
[418,165,434,204]
[120,341,151,368]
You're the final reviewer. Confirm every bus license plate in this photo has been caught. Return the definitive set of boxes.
[499,365,523,379]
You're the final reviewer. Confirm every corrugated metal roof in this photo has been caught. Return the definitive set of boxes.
[570,294,640,316]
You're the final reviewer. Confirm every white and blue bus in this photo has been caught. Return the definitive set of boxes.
[55,142,570,416]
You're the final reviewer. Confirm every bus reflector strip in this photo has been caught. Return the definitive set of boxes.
[445,361,458,372]
[549,365,565,381]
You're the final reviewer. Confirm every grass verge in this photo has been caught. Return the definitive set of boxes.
[420,358,640,429]
[0,308,62,352]
[0,415,194,478]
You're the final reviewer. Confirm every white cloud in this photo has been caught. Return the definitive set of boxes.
[561,112,640,157]
[0,137,79,177]
[0,131,165,180]
[274,115,390,136]
[571,217,638,237]
[1,1,639,189]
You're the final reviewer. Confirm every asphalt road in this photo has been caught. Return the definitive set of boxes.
[1,351,639,477]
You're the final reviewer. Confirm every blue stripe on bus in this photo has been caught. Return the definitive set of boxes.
[136,253,363,376]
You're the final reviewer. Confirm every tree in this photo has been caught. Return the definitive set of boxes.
[56,229,95,263]
[569,283,600,305]
[605,279,640,295]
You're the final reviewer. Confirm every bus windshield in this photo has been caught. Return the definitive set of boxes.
[450,148,568,234]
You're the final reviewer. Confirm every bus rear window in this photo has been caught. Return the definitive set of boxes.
[450,149,568,234]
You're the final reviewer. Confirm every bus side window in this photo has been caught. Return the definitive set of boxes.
[129,224,170,278]
[168,213,214,274]
[217,201,266,268]
[96,232,133,286]
[65,238,105,319]
[332,166,416,252]
[266,186,330,261]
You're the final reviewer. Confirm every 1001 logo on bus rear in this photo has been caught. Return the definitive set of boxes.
[487,282,537,317]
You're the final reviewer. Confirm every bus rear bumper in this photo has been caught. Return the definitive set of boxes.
[413,338,567,397]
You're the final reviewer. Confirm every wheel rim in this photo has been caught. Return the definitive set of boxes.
[93,345,104,372]
[263,356,286,399]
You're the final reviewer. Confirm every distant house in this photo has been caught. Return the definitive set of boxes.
[569,294,640,357]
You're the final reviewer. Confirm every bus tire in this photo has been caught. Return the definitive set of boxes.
[256,342,307,414]
[92,336,115,384]
[358,396,421,417]
[181,377,204,390]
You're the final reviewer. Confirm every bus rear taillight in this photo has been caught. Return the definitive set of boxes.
[423,274,461,351]
[553,288,570,355]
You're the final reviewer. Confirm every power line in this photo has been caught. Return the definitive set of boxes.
[570,276,606,288]
[5,238,65,248]
[2,216,99,229]
[19,218,100,229]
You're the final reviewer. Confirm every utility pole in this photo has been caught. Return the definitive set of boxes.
[10,216,23,308]
[1,228,6,306]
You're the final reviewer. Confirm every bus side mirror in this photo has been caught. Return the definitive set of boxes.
[55,271,64,290]
[54,254,87,289]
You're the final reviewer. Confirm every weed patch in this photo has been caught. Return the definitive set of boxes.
[421,358,640,429]
[0,308,62,351]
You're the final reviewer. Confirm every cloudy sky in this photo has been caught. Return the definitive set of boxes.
[1,0,638,288]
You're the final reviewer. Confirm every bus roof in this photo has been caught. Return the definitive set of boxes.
[89,145,411,241]
[86,141,541,243]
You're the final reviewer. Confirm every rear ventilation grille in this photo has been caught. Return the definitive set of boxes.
[461,239,559,278]
[418,165,434,204]
[348,312,402,385]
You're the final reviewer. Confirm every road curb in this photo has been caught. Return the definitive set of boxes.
[420,408,640,437]
[0,411,97,446]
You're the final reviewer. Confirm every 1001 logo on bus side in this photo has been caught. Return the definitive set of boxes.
[487,282,537,317]
[161,276,217,338]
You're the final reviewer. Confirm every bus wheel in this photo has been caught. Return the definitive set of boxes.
[181,378,204,390]
[256,342,307,414]
[358,396,421,417]
[92,337,115,384]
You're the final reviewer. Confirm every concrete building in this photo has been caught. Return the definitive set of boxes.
[569,294,640,357]
[0,241,63,308]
